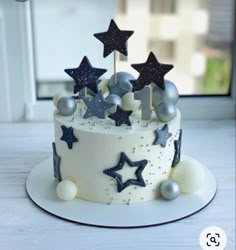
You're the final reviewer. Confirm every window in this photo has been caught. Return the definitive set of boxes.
[148,40,175,60]
[119,53,128,62]
[117,0,127,15]
[150,0,176,14]
[31,0,234,98]
[32,0,115,99]
[0,0,235,121]
[150,0,162,14]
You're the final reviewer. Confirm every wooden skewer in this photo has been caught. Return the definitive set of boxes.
[114,51,117,84]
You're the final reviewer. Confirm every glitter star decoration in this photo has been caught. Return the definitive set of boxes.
[60,125,78,149]
[52,142,62,182]
[103,152,148,193]
[64,56,107,94]
[82,91,115,119]
[94,19,134,57]
[153,124,172,147]
[131,52,173,91]
[172,129,182,167]
[108,105,133,126]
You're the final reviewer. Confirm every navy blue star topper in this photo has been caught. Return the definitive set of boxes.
[60,126,78,149]
[94,19,134,57]
[172,129,182,167]
[131,52,173,91]
[82,91,115,119]
[103,152,148,193]
[52,142,62,182]
[64,56,107,94]
[108,105,133,126]
[153,124,172,147]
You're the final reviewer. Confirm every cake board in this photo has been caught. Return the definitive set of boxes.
[26,155,217,228]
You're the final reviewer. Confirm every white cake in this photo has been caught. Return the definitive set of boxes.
[53,101,181,204]
[51,19,206,205]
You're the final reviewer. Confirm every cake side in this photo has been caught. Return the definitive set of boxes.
[54,106,181,204]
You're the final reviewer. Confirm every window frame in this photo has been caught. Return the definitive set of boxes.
[0,1,235,122]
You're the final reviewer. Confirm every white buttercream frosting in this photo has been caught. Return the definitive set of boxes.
[54,102,181,204]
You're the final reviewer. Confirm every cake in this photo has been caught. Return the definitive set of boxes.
[52,19,205,204]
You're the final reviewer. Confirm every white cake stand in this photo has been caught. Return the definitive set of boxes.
[26,155,216,228]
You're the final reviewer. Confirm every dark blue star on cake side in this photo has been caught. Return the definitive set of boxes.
[94,19,134,58]
[64,56,107,94]
[103,152,148,193]
[153,124,172,147]
[131,52,173,91]
[82,91,115,119]
[60,126,78,149]
[171,129,182,167]
[52,142,62,182]
[108,105,132,126]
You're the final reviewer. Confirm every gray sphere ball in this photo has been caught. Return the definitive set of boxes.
[155,101,177,122]
[105,94,122,114]
[159,179,181,200]
[57,97,76,116]
[108,71,134,95]
[152,80,179,107]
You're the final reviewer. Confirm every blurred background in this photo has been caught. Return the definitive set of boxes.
[32,0,235,99]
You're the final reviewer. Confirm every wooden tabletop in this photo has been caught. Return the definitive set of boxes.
[0,120,235,250]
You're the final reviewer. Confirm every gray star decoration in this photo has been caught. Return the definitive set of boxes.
[171,129,182,167]
[52,142,62,182]
[103,152,148,193]
[153,124,172,147]
[82,91,115,119]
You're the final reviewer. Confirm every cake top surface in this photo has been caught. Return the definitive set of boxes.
[55,102,180,135]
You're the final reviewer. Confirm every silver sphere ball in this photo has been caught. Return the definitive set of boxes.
[57,97,76,116]
[108,71,134,96]
[159,179,181,200]
[152,80,179,107]
[105,94,122,114]
[155,101,177,122]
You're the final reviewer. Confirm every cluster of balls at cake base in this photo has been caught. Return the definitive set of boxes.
[159,159,205,201]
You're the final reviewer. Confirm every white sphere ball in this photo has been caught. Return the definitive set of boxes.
[171,160,205,193]
[56,180,78,201]
[97,77,109,94]
[122,92,141,112]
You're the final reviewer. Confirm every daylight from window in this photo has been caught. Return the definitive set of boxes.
[33,0,235,98]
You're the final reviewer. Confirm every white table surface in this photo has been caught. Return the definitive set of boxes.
[0,120,235,250]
